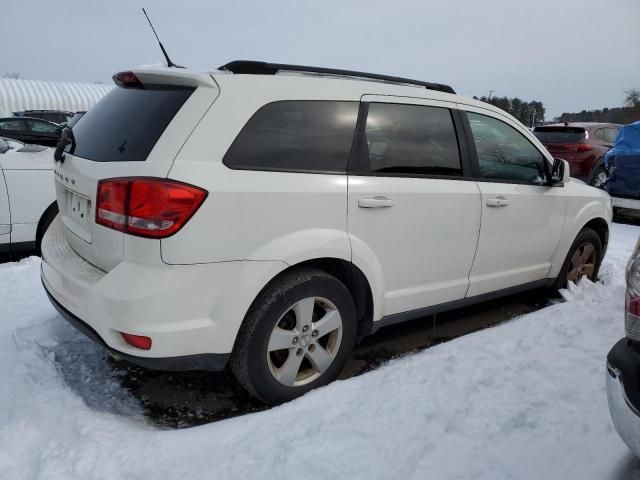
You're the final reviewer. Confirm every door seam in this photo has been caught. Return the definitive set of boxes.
[465,181,483,298]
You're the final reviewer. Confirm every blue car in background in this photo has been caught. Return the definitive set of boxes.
[605,121,640,212]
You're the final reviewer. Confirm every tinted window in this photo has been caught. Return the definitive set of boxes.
[594,128,607,142]
[68,112,85,128]
[360,103,461,175]
[605,127,620,143]
[224,101,358,173]
[533,127,586,144]
[27,119,58,133]
[70,86,193,162]
[468,112,546,184]
[41,113,69,124]
[0,119,24,131]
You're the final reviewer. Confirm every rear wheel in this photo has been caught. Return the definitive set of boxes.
[590,166,608,188]
[553,228,602,289]
[230,268,356,405]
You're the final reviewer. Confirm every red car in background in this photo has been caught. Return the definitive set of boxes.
[533,123,621,187]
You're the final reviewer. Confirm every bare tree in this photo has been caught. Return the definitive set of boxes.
[624,88,640,108]
[1,72,20,79]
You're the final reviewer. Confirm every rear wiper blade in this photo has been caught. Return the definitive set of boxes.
[54,126,76,163]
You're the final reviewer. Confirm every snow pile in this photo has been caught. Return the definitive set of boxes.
[1,224,640,479]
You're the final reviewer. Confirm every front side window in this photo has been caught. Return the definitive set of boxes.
[223,101,359,173]
[359,103,461,176]
[468,112,546,184]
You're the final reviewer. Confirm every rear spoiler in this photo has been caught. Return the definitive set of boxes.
[119,67,218,89]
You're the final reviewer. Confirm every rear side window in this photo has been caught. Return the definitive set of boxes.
[69,86,193,162]
[533,127,586,144]
[27,119,58,133]
[357,103,462,176]
[0,119,24,131]
[223,101,358,173]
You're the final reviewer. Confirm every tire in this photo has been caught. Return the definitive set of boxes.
[590,166,608,188]
[553,228,603,290]
[35,202,59,255]
[230,268,357,405]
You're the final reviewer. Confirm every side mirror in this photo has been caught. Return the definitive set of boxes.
[549,158,570,185]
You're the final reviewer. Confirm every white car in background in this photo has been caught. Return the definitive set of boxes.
[0,137,57,255]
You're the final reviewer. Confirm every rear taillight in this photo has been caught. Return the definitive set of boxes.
[96,177,207,239]
[546,143,595,153]
[625,239,640,340]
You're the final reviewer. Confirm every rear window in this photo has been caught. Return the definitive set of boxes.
[223,101,359,173]
[533,127,586,144]
[69,86,193,162]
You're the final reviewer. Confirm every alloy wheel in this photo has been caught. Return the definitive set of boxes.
[567,242,597,284]
[267,297,343,387]
[593,171,608,188]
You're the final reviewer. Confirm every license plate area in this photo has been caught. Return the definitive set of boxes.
[60,186,92,243]
[68,192,90,225]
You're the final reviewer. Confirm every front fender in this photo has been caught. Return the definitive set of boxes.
[548,192,612,278]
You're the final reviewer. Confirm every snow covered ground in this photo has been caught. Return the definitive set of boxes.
[1,224,640,480]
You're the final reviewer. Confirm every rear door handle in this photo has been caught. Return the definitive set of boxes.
[358,196,394,208]
[486,197,510,207]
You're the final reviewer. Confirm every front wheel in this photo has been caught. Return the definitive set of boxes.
[230,268,357,405]
[553,228,603,289]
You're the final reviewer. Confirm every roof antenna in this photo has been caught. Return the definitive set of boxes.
[142,8,183,68]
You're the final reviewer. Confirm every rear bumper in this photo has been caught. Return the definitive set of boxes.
[41,218,286,368]
[45,285,229,371]
[607,338,640,457]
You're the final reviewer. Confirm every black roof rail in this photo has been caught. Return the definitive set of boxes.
[219,60,456,94]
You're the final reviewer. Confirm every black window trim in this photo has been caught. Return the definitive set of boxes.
[347,101,474,180]
[222,99,360,176]
[460,110,558,187]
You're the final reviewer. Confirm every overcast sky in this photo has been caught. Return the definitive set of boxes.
[2,0,639,119]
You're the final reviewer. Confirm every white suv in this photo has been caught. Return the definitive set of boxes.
[41,61,612,404]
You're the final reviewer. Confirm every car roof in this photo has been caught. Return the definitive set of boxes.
[126,63,516,123]
[15,109,74,114]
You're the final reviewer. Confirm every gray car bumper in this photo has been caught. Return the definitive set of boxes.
[607,338,640,457]
[607,364,640,456]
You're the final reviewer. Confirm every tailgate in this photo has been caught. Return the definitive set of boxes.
[54,69,219,272]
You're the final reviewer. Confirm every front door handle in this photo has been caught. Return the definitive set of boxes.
[358,196,394,209]
[486,197,510,208]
